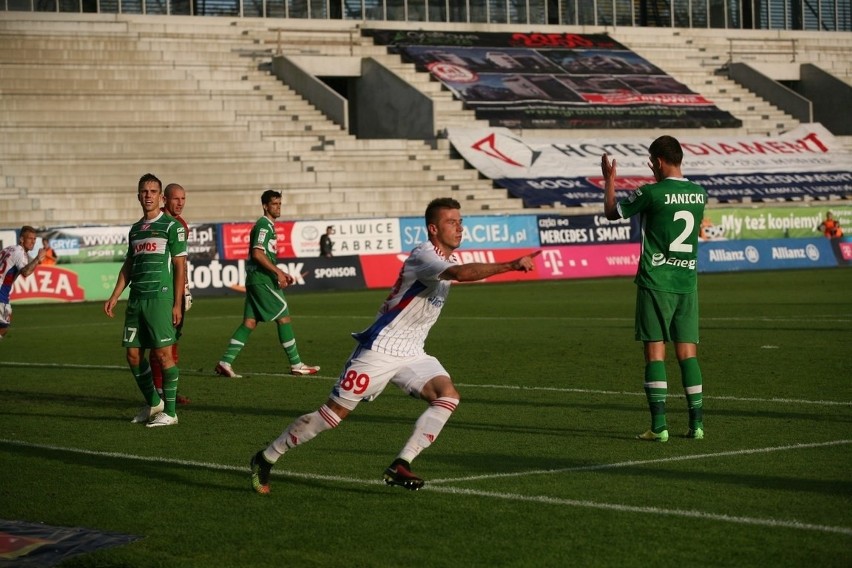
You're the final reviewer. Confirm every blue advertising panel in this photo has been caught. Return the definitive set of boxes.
[400,214,540,250]
[698,238,838,273]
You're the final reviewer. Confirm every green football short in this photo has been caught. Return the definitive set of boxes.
[244,283,290,322]
[122,296,177,349]
[635,286,699,344]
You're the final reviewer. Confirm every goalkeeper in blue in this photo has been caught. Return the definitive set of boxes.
[601,135,705,442]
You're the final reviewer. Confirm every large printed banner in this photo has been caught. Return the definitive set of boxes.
[447,124,852,207]
[188,256,367,295]
[701,205,852,240]
[7,209,848,304]
[698,238,839,271]
[366,30,740,129]
[34,224,219,264]
[219,218,400,260]
[400,214,540,250]
[537,213,637,246]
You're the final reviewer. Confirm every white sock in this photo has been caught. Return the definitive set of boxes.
[398,397,459,464]
[265,405,341,463]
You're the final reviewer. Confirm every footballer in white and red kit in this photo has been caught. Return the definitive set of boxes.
[248,197,541,494]
[352,240,459,357]
[0,226,46,340]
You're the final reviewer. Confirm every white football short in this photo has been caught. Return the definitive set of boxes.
[330,345,450,411]
[0,302,11,328]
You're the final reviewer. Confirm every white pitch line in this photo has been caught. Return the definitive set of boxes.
[1,438,849,537]
[2,361,851,407]
[424,486,852,536]
[430,439,852,484]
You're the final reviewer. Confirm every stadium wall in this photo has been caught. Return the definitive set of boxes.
[5,206,851,304]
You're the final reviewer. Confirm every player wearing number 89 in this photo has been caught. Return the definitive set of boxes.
[601,136,706,443]
[249,197,541,494]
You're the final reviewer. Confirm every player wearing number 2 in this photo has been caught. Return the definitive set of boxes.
[601,135,706,443]
[249,197,541,494]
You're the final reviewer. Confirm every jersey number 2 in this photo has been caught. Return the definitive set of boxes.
[670,211,695,253]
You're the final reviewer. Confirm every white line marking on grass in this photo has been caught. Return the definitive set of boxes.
[430,439,852,484]
[454,382,852,406]
[2,438,850,537]
[2,361,851,406]
[424,486,852,536]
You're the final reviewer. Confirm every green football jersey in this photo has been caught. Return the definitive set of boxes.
[245,216,279,286]
[126,212,187,299]
[618,177,707,294]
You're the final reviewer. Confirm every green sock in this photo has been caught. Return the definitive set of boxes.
[132,359,160,406]
[222,324,252,364]
[644,361,668,433]
[277,322,302,366]
[162,364,180,417]
[679,357,704,430]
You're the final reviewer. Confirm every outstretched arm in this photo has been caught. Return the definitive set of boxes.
[440,250,541,282]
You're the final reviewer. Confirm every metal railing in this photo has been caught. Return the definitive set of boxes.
[727,37,798,63]
[3,0,851,31]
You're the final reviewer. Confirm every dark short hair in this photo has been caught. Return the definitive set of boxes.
[20,225,37,237]
[261,189,282,205]
[649,135,683,166]
[425,197,461,226]
[137,173,162,193]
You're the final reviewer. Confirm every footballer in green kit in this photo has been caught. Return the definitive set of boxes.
[601,136,705,443]
[214,189,320,378]
[104,173,187,428]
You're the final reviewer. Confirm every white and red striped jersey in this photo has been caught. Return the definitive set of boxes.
[353,241,459,357]
[0,245,30,304]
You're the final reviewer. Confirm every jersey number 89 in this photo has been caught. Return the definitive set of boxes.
[340,369,370,395]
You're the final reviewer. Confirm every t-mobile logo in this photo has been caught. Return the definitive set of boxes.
[541,249,564,275]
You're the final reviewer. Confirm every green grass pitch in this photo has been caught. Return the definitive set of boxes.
[1,268,850,567]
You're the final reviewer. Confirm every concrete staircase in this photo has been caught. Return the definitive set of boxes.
[2,14,848,228]
[0,13,523,228]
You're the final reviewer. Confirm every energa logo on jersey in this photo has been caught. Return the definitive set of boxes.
[651,253,696,270]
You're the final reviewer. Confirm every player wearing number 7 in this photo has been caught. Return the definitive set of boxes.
[601,135,706,443]
[104,173,187,428]
[249,197,541,494]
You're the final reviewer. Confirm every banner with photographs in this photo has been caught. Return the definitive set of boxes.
[31,223,220,264]
[447,124,852,207]
[365,30,740,129]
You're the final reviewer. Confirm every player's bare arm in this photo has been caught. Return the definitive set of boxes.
[172,256,187,326]
[601,154,620,221]
[441,250,541,282]
[104,258,133,318]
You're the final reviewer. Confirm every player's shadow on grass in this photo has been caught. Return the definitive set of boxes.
[2,442,384,496]
[2,390,129,407]
[703,406,852,425]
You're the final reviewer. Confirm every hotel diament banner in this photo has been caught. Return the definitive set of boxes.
[365,30,741,129]
[446,124,852,207]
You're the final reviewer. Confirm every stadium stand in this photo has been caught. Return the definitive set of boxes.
[0,11,850,227]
